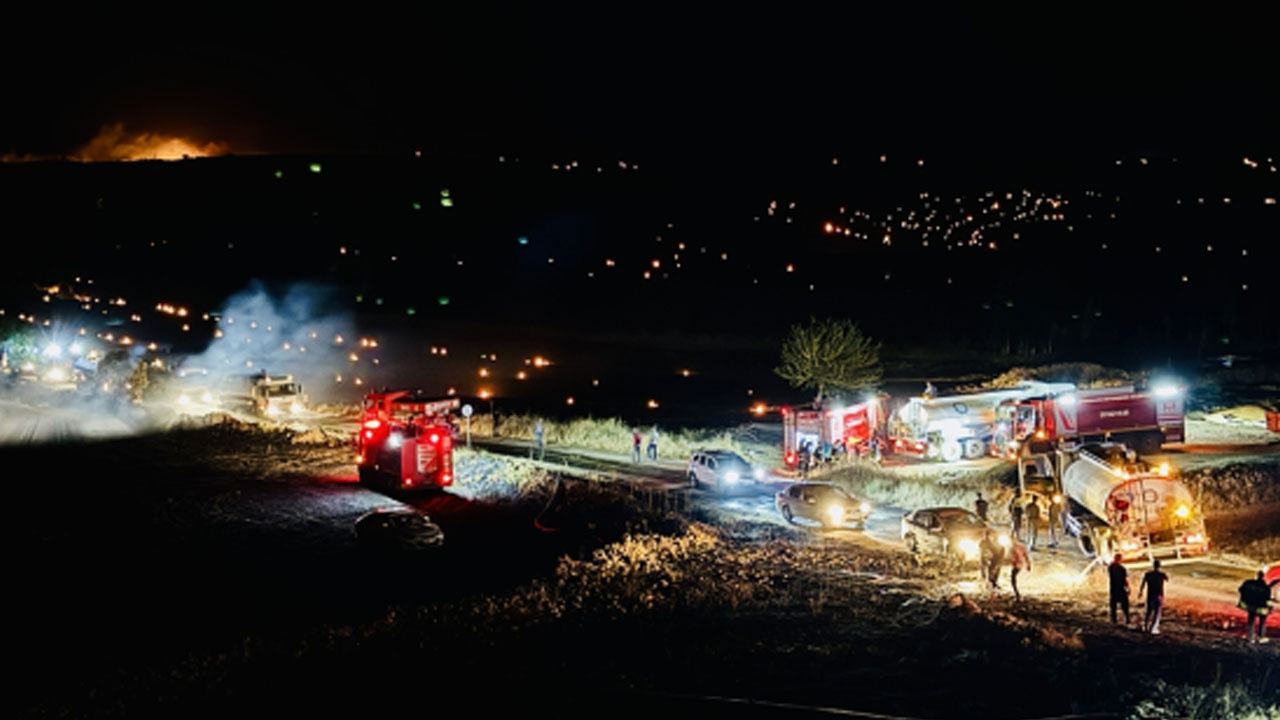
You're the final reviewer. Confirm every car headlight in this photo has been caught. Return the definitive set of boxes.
[725,471,740,484]
[178,394,191,405]
[957,538,980,558]
[290,401,304,414]
[265,405,281,417]
[859,502,872,514]
[753,468,765,480]
[827,504,846,525]
[201,392,214,404]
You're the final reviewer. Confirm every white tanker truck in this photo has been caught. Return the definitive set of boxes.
[1018,442,1208,561]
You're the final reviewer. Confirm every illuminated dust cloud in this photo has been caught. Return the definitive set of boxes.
[71,123,227,162]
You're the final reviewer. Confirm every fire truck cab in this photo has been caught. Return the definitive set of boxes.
[356,391,458,491]
[995,383,1184,458]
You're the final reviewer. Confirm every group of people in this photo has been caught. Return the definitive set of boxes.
[975,491,1277,642]
[630,426,660,462]
[796,437,881,476]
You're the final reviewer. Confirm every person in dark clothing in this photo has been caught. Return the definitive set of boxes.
[979,530,1004,590]
[1009,493,1024,543]
[1024,498,1042,550]
[1138,560,1169,634]
[1108,553,1131,626]
[1237,570,1279,643]
[975,492,989,521]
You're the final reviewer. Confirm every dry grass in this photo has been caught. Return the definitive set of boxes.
[960,362,1133,392]
[811,459,1019,522]
[482,413,776,464]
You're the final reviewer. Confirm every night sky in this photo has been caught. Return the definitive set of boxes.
[4,6,1277,162]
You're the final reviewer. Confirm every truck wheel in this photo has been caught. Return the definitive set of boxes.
[1077,531,1096,558]
[941,441,963,463]
[782,505,794,523]
[1136,431,1163,456]
[688,472,699,489]
[905,534,917,553]
[963,439,984,459]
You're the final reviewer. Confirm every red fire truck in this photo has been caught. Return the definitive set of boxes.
[356,391,458,491]
[995,383,1184,457]
[782,396,887,468]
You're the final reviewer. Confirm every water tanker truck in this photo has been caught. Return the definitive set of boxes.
[1018,442,1208,561]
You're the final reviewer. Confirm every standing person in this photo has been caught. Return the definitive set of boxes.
[1009,493,1025,544]
[1108,553,1132,626]
[534,419,545,461]
[1008,537,1031,601]
[1025,497,1042,551]
[631,428,642,463]
[975,492,989,522]
[1047,494,1062,548]
[979,529,1004,590]
[647,425,659,460]
[1138,560,1170,634]
[1237,570,1279,643]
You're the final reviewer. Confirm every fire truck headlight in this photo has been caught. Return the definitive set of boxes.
[1174,504,1190,519]
[1154,384,1179,398]
[753,468,765,481]
[387,433,403,449]
[178,394,191,405]
[1058,394,1076,407]
[827,504,846,525]
[265,405,281,417]
[724,471,740,484]
[997,533,1011,549]
[859,501,872,514]
[289,402,303,414]
[958,538,980,558]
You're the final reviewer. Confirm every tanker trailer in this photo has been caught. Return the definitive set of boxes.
[1058,443,1208,561]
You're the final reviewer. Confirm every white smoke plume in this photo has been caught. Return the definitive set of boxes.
[180,282,357,404]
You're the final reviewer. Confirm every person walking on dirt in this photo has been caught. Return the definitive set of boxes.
[647,426,659,460]
[1237,570,1279,643]
[1138,560,1169,634]
[1025,497,1041,550]
[979,529,1004,590]
[1009,493,1025,543]
[1008,537,1031,601]
[1108,553,1131,626]
[975,492,989,522]
[534,419,545,461]
[631,428,642,463]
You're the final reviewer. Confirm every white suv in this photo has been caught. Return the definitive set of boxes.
[687,450,764,492]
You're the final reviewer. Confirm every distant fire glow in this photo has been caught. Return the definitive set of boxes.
[71,124,227,162]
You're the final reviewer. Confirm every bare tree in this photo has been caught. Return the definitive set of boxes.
[775,317,882,403]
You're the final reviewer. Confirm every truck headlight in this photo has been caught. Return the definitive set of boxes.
[290,402,303,414]
[827,504,846,525]
[859,502,872,514]
[753,468,765,480]
[725,471,740,484]
[957,538,980,558]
